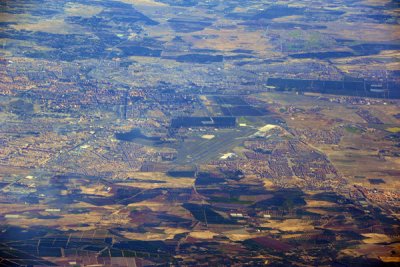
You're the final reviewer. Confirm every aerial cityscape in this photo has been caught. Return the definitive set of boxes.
[0,0,400,266]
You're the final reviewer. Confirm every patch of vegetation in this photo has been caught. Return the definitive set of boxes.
[252,189,306,210]
[386,127,400,133]
[238,116,252,125]
[209,196,253,205]
[345,125,364,134]
[8,99,34,115]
